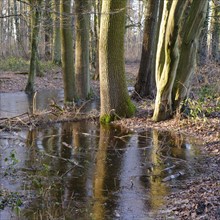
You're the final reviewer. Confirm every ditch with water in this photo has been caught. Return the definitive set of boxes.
[0,90,202,219]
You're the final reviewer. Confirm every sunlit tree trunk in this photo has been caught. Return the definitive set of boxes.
[60,0,76,103]
[99,0,135,123]
[133,0,160,99]
[52,0,61,65]
[75,0,90,99]
[153,0,188,121]
[172,0,208,110]
[25,0,42,94]
[153,0,208,121]
[13,0,21,55]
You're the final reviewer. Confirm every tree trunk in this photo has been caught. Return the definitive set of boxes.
[153,0,188,121]
[99,0,135,123]
[153,0,208,121]
[0,0,3,54]
[25,0,42,94]
[60,0,76,103]
[198,1,209,66]
[210,1,220,62]
[133,0,160,99]
[172,0,208,110]
[44,0,52,61]
[75,0,90,99]
[92,0,102,80]
[52,0,61,65]
[13,0,21,55]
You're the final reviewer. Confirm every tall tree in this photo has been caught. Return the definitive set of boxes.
[133,0,161,99]
[210,0,220,62]
[0,0,3,48]
[44,0,52,60]
[198,1,209,65]
[25,0,43,94]
[60,0,76,103]
[172,0,209,111]
[52,0,61,64]
[92,0,102,80]
[153,0,208,121]
[13,0,21,52]
[99,0,135,123]
[75,0,90,99]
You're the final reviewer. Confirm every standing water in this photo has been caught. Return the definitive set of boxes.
[0,91,201,219]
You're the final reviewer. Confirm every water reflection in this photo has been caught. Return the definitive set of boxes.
[0,122,200,219]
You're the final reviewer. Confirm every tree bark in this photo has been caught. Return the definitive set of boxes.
[92,0,102,80]
[25,0,42,94]
[13,0,21,54]
[133,0,160,99]
[210,1,220,62]
[153,0,208,121]
[172,0,208,110]
[75,0,90,99]
[60,0,76,103]
[198,1,209,65]
[153,0,187,121]
[99,0,135,123]
[44,0,52,60]
[52,0,61,65]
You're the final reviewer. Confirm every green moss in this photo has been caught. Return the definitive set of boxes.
[124,99,136,117]
[100,114,114,124]
[86,90,94,100]
[100,99,136,124]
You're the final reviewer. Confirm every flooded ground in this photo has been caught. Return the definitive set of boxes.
[0,121,202,220]
[0,91,203,219]
[0,89,64,118]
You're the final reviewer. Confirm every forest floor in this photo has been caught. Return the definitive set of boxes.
[0,61,220,219]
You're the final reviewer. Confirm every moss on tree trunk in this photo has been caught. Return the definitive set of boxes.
[153,0,208,121]
[99,0,135,123]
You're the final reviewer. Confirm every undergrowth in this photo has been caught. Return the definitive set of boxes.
[0,56,60,74]
[183,84,220,120]
[0,57,29,72]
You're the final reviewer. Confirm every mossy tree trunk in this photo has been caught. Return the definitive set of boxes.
[75,0,90,100]
[172,0,208,110]
[25,0,42,94]
[60,0,76,103]
[133,0,160,99]
[99,0,135,123]
[153,0,208,121]
[52,0,61,65]
[153,0,188,121]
